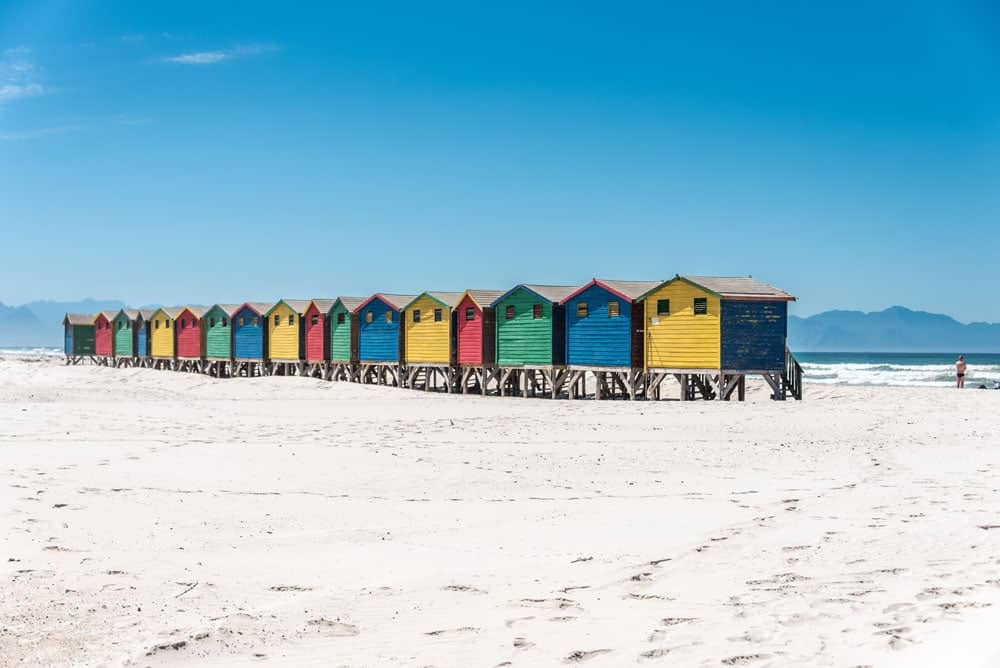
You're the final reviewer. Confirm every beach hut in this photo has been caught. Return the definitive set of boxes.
[62,313,95,364]
[265,300,310,375]
[560,279,660,399]
[112,309,138,366]
[203,304,240,377]
[491,284,576,397]
[354,293,416,386]
[135,309,155,367]
[453,289,505,393]
[401,291,464,391]
[149,307,182,369]
[637,275,800,401]
[232,302,272,377]
[327,297,364,381]
[174,306,208,372]
[303,299,335,378]
[93,311,116,364]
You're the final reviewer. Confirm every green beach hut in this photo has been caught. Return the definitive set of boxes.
[327,297,364,380]
[112,309,138,364]
[490,284,576,397]
[203,304,240,377]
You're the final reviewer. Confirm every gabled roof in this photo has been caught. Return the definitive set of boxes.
[234,302,274,316]
[206,304,242,317]
[638,275,796,302]
[265,299,311,316]
[116,308,140,321]
[153,307,185,319]
[63,313,94,326]
[352,293,418,314]
[96,310,117,321]
[137,308,157,320]
[330,297,365,314]
[180,306,209,318]
[458,289,506,310]
[403,291,465,310]
[559,279,661,304]
[307,299,337,314]
[490,284,578,307]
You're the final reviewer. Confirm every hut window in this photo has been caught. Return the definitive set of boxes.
[311,314,319,326]
[694,298,708,315]
[288,315,294,326]
[656,299,670,316]
[165,320,170,329]
[577,302,588,318]
[365,311,373,324]
[505,305,515,320]
[384,311,393,323]
[413,309,421,323]
[434,308,442,322]
[155,320,160,329]
[608,301,620,318]
[251,317,258,327]
[180,319,187,330]
[337,313,346,324]
[210,317,216,327]
[274,315,280,327]
[222,318,228,327]
[532,304,542,319]
[465,307,475,321]
[126,321,131,330]
[239,317,245,327]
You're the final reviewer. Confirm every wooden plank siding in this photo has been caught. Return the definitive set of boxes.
[403,293,461,365]
[643,282,721,369]
[63,314,95,356]
[136,310,154,356]
[175,307,207,359]
[233,303,270,360]
[562,283,651,368]
[355,294,415,363]
[493,286,573,366]
[113,310,137,357]
[305,300,336,362]
[328,298,362,362]
[94,312,114,356]
[149,308,179,358]
[204,305,238,360]
[721,300,788,371]
[266,301,308,361]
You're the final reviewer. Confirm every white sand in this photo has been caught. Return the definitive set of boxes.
[2,356,1000,667]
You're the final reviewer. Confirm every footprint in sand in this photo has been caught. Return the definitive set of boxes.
[639,648,671,661]
[442,584,486,594]
[513,637,535,649]
[306,618,359,637]
[424,626,478,637]
[721,654,772,665]
[564,649,613,663]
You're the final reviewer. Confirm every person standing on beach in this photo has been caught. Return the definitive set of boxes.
[956,355,967,389]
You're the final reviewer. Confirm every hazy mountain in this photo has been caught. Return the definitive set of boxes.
[0,299,127,347]
[789,306,1000,353]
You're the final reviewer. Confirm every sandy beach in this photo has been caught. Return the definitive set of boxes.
[2,355,1000,667]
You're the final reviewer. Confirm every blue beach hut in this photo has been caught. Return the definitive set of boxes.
[354,294,416,363]
[561,279,659,368]
[135,309,155,360]
[232,303,272,362]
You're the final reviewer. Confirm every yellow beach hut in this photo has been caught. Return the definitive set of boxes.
[401,291,464,391]
[265,299,310,375]
[149,307,183,369]
[637,275,798,401]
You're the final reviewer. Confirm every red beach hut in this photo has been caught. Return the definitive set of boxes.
[94,311,115,360]
[175,306,208,363]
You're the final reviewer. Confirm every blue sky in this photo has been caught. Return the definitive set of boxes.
[1,1,998,321]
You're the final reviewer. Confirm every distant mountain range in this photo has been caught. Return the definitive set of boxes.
[789,306,1000,353]
[1,300,998,352]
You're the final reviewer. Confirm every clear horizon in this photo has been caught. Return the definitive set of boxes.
[2,2,998,320]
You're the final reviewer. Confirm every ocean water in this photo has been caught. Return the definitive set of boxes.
[796,352,1000,388]
[0,346,63,357]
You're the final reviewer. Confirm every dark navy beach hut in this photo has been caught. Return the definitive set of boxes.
[561,279,659,368]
